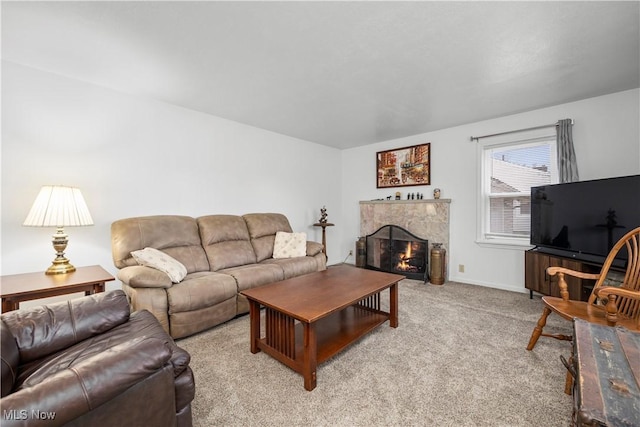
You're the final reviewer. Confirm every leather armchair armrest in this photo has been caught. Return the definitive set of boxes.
[0,336,171,427]
[117,265,173,288]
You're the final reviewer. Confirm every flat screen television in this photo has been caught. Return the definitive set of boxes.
[530,174,640,268]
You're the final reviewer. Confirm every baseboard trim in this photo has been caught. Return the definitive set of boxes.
[328,265,528,295]
[447,275,527,294]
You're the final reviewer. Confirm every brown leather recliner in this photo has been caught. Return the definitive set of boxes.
[0,290,194,427]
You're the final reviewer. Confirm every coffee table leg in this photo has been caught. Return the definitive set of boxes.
[248,300,261,354]
[302,322,317,391]
[390,282,398,328]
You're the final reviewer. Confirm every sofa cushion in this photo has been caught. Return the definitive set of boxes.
[261,256,322,279]
[166,272,237,313]
[243,213,294,262]
[132,247,187,283]
[273,231,307,259]
[14,309,188,391]
[111,215,210,274]
[197,215,257,271]
[219,264,284,292]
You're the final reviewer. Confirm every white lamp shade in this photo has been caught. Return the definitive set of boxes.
[23,186,94,227]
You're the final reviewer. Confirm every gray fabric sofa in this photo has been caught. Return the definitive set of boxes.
[111,213,326,339]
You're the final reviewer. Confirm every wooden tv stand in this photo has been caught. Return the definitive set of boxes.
[524,249,601,302]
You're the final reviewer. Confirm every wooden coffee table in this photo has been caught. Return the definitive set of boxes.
[240,265,404,391]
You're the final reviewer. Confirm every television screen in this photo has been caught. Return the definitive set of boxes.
[530,174,640,266]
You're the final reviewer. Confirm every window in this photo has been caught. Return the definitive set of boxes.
[477,135,558,248]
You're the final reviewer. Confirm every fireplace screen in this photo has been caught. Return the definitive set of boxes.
[365,225,428,281]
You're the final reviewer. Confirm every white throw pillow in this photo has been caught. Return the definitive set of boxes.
[131,247,187,283]
[273,231,307,259]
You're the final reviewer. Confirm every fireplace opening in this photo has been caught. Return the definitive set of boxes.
[365,225,428,281]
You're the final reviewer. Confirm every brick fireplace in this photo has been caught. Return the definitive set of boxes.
[360,199,451,280]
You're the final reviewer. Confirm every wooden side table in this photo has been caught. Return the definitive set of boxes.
[313,222,334,260]
[0,265,115,313]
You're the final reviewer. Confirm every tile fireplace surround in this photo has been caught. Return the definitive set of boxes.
[360,199,451,256]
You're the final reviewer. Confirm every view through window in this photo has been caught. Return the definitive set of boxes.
[482,139,558,240]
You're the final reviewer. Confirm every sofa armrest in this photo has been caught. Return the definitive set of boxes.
[306,241,324,257]
[1,336,171,427]
[117,265,173,288]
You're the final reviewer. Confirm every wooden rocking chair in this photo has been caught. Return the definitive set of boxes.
[526,226,640,351]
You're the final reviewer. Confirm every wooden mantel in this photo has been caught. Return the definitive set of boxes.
[359,199,451,205]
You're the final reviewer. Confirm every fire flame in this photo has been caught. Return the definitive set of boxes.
[396,242,414,271]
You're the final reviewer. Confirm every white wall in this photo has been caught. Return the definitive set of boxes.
[1,61,343,283]
[2,61,639,298]
[340,89,640,293]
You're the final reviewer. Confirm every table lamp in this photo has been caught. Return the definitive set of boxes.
[23,185,94,275]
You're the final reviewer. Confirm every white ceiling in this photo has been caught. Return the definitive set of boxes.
[2,1,639,149]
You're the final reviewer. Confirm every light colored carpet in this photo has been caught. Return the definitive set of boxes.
[178,279,573,426]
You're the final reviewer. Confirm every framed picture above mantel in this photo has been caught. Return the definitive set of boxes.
[376,143,430,188]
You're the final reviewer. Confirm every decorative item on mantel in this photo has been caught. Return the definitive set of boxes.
[313,206,334,260]
[407,193,424,200]
[433,188,441,199]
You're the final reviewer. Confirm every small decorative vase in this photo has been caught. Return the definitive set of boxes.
[433,188,441,199]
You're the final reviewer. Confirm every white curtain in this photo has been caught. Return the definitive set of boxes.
[557,118,579,183]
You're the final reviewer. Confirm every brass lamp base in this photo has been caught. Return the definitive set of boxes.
[46,258,76,275]
[45,227,77,275]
